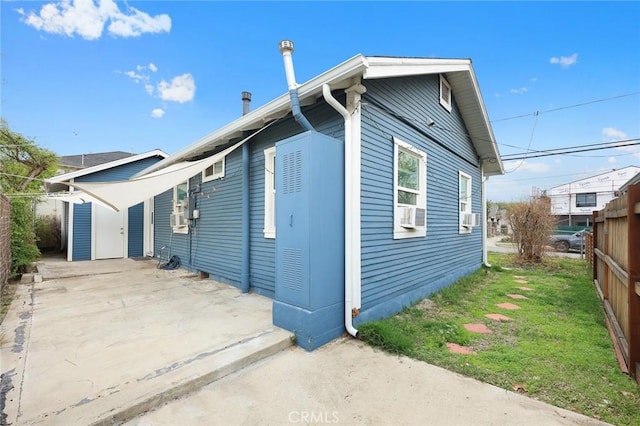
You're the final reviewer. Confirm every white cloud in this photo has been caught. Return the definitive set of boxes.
[148,63,158,73]
[510,87,528,95]
[608,156,617,164]
[17,0,170,40]
[602,127,627,141]
[151,108,165,119]
[157,73,196,104]
[530,77,538,83]
[603,127,640,159]
[549,53,578,68]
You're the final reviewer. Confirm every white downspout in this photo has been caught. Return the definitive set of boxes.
[322,83,364,338]
[482,164,491,268]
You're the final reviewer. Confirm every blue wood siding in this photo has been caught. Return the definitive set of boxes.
[357,75,483,322]
[128,202,144,257]
[74,156,163,182]
[152,101,343,296]
[71,156,163,261]
[72,203,91,260]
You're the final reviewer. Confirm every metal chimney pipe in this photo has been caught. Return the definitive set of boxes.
[278,40,314,132]
[241,91,252,116]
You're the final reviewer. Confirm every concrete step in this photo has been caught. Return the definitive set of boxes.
[32,328,293,426]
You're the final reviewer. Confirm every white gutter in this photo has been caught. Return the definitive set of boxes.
[482,164,491,268]
[322,83,364,338]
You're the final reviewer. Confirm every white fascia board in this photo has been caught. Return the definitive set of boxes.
[138,55,368,177]
[47,149,168,184]
[363,60,470,79]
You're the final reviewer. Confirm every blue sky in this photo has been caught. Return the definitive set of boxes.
[2,1,639,201]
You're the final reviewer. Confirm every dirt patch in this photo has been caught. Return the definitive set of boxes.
[414,299,436,311]
[0,281,18,326]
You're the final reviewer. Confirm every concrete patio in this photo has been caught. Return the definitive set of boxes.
[0,257,292,425]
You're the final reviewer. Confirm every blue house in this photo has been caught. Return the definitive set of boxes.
[65,45,503,350]
[45,150,167,261]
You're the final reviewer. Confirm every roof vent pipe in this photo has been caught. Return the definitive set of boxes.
[241,91,252,116]
[278,40,314,132]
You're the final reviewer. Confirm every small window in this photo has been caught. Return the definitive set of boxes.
[202,158,225,182]
[172,181,189,234]
[459,171,472,234]
[264,147,276,239]
[576,193,596,208]
[439,75,452,112]
[393,137,427,239]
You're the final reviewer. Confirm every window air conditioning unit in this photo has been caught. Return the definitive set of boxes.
[170,212,188,228]
[461,213,480,228]
[400,206,426,229]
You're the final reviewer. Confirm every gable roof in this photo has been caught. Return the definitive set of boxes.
[46,149,168,193]
[60,151,136,169]
[138,55,503,177]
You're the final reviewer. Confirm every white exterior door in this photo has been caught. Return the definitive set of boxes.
[95,205,125,259]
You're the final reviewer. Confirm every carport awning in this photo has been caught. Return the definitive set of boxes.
[63,139,245,212]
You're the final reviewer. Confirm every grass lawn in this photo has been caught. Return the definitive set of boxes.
[359,253,640,425]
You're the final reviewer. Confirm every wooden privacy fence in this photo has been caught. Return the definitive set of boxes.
[592,184,640,384]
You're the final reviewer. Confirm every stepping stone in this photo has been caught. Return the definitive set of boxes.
[517,286,534,291]
[464,323,493,334]
[496,302,521,310]
[507,294,528,300]
[514,279,528,284]
[446,343,476,355]
[513,275,526,279]
[485,313,513,322]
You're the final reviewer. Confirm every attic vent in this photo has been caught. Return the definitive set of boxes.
[439,75,452,112]
[283,150,302,194]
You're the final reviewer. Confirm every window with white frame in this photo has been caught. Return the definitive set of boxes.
[171,181,189,234]
[576,192,596,208]
[459,171,472,234]
[393,137,427,239]
[202,158,225,182]
[439,75,452,112]
[263,147,276,239]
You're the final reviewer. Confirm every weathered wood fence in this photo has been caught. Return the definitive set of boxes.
[592,184,640,384]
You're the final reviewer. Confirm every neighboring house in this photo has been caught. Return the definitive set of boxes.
[35,151,137,250]
[619,170,640,194]
[61,48,504,350]
[547,166,640,227]
[45,150,167,261]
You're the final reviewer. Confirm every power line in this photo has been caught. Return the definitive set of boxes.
[502,139,640,161]
[491,91,640,123]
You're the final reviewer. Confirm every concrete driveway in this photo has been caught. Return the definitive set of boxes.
[1,256,604,426]
[0,257,291,425]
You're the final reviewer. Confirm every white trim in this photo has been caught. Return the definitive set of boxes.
[459,171,472,234]
[172,182,189,235]
[202,158,225,182]
[67,181,74,261]
[439,75,452,112]
[144,198,154,257]
[393,137,427,239]
[46,149,168,191]
[263,146,276,239]
[136,55,503,177]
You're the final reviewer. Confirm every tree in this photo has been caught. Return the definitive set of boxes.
[0,120,58,274]
[506,197,554,263]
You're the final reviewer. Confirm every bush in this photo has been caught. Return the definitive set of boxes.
[507,197,554,263]
[9,198,40,275]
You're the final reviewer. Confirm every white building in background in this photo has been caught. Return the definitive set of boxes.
[546,166,640,226]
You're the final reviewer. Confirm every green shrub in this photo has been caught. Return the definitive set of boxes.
[9,198,40,275]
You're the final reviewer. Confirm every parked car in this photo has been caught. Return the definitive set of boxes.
[550,229,588,252]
